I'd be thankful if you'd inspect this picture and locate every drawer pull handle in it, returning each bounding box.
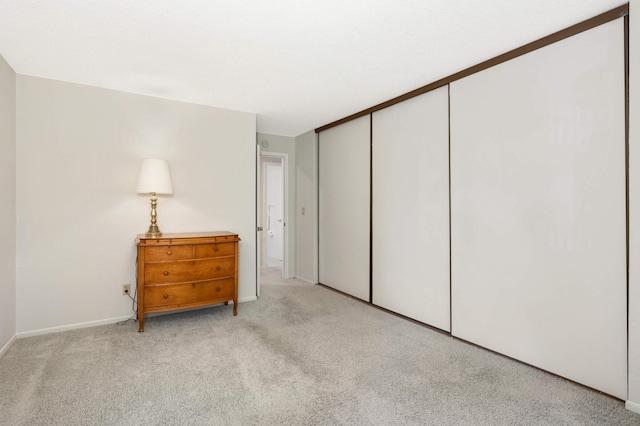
[216,287,221,292]
[164,271,169,276]
[167,250,172,255]
[216,266,221,271]
[163,294,169,299]
[214,245,219,252]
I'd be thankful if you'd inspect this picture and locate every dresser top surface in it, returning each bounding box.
[136,231,239,245]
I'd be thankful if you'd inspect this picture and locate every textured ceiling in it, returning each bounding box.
[0,1,626,136]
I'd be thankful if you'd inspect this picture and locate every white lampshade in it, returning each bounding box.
[136,159,173,195]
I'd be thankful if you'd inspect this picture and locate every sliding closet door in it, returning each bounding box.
[450,19,626,398]
[372,86,450,330]
[319,116,370,301]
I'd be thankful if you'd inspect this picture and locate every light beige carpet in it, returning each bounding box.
[0,271,638,425]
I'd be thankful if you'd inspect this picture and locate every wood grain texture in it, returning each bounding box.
[136,232,240,332]
[144,278,235,310]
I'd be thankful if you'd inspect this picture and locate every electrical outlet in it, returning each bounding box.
[122,284,131,296]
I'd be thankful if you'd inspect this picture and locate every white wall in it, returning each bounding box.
[294,130,317,283]
[0,54,16,354]
[628,0,640,412]
[257,133,296,278]
[16,76,256,334]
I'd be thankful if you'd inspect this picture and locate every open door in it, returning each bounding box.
[259,151,289,279]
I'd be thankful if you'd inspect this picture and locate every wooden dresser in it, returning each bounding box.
[136,231,240,332]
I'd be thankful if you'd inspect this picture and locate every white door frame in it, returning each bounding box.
[259,151,289,281]
[256,144,261,297]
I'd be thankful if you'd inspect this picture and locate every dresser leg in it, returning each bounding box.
[233,299,238,316]
[138,315,144,333]
[224,301,228,305]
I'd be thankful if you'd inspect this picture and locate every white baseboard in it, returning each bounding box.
[295,276,317,285]
[626,400,640,414]
[16,298,257,339]
[16,315,133,339]
[0,334,17,359]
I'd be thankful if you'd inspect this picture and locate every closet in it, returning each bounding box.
[319,115,370,301]
[317,6,627,398]
[372,86,450,331]
[450,18,626,398]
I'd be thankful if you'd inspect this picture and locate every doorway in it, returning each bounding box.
[259,152,288,281]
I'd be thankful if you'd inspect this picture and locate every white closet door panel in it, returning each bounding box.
[450,20,626,398]
[372,86,450,331]
[319,116,370,301]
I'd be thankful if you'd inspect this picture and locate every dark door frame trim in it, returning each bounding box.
[315,3,629,133]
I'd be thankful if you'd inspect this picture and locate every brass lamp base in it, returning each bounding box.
[145,192,163,238]
[145,226,162,238]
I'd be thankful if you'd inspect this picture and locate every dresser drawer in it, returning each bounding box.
[144,245,193,262]
[144,257,235,284]
[195,242,235,258]
[144,278,235,309]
